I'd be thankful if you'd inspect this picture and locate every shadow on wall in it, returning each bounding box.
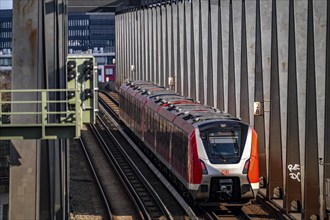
[9,142,21,167]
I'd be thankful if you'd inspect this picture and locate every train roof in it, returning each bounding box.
[124,81,237,126]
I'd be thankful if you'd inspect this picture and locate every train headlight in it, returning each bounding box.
[243,159,250,174]
[200,160,208,174]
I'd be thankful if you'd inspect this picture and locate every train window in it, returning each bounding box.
[106,68,113,76]
[209,137,238,156]
[203,131,241,164]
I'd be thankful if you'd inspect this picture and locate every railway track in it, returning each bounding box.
[98,90,290,220]
[99,91,119,115]
[77,127,143,219]
[78,138,113,220]
[91,115,173,219]
[98,96,198,219]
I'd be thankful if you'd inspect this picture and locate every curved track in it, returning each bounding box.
[99,92,198,219]
[91,115,173,219]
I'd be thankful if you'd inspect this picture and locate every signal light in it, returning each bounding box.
[200,160,208,174]
[67,61,76,70]
[84,89,92,99]
[67,91,75,99]
[68,70,76,80]
[83,60,93,70]
[67,61,77,81]
[84,69,92,80]
[83,60,93,80]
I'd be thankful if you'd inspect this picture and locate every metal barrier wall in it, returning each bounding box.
[116,0,330,219]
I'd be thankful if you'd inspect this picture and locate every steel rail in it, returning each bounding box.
[256,193,292,220]
[88,122,147,220]
[98,101,199,220]
[98,91,119,117]
[78,138,113,220]
[91,115,173,219]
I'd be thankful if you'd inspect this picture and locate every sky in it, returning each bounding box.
[0,0,13,9]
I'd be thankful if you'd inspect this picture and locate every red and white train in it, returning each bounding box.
[119,81,259,203]
[99,64,116,83]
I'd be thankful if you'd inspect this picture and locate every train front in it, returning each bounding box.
[193,119,259,204]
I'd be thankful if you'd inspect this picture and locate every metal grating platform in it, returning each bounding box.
[0,89,82,140]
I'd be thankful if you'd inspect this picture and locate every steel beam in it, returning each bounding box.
[254,0,266,188]
[176,2,181,93]
[198,0,204,103]
[285,0,302,213]
[239,0,249,124]
[216,0,224,110]
[183,1,188,97]
[304,0,320,218]
[11,0,69,219]
[206,0,214,106]
[227,0,236,116]
[325,0,330,216]
[268,0,283,200]
[189,1,196,100]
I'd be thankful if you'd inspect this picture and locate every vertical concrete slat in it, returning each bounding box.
[143,8,146,81]
[221,0,230,112]
[189,1,196,100]
[325,0,330,215]
[155,6,159,84]
[268,0,283,200]
[135,10,138,80]
[160,5,164,86]
[198,0,204,103]
[128,13,131,80]
[240,0,249,123]
[183,1,188,97]
[151,7,155,82]
[136,10,140,80]
[285,0,302,213]
[228,0,236,116]
[176,2,181,93]
[147,8,151,82]
[124,13,128,80]
[216,0,224,110]
[206,0,214,106]
[117,14,120,85]
[304,0,320,218]
[162,5,167,87]
[170,1,175,89]
[245,1,256,125]
[132,11,135,80]
[140,10,143,81]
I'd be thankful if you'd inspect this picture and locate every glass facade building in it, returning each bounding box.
[0,10,115,66]
[69,13,115,54]
[0,10,12,51]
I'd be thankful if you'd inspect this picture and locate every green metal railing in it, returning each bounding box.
[0,89,82,140]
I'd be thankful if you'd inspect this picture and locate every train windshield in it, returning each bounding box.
[209,136,238,157]
[201,130,243,164]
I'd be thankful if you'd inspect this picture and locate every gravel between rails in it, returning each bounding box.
[70,126,140,220]
[69,129,106,220]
